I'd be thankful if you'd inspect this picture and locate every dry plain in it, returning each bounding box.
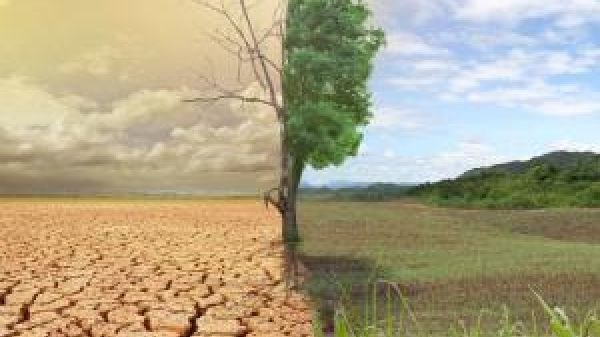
[0,200,312,337]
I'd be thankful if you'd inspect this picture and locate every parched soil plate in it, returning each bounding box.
[0,200,313,337]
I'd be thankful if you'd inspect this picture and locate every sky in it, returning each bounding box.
[2,1,600,193]
[0,0,280,194]
[305,0,600,184]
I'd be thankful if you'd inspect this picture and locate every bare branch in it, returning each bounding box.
[279,1,287,112]
[188,0,285,120]
[207,30,252,82]
[256,1,285,48]
[210,29,282,75]
[239,0,282,115]
[194,0,269,91]
[190,1,295,242]
[209,29,246,54]
[186,68,276,109]
[256,18,284,46]
[184,94,275,107]
[261,55,282,74]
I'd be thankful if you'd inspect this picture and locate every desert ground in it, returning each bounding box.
[0,200,313,337]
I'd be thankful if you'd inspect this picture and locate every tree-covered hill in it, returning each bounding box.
[300,183,414,201]
[410,151,600,209]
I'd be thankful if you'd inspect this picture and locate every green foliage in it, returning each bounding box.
[300,183,414,201]
[284,0,385,169]
[410,152,600,209]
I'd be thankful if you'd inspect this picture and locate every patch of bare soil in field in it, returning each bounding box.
[0,200,312,337]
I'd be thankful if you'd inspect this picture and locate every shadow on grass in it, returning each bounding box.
[295,251,600,334]
[296,254,384,332]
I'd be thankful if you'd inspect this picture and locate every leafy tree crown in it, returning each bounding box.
[284,0,385,169]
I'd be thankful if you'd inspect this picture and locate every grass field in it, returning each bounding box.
[297,199,600,334]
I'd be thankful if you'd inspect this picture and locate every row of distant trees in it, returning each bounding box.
[412,160,600,209]
[300,183,413,201]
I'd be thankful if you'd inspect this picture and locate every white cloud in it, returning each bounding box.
[371,107,430,131]
[548,139,600,153]
[388,76,441,90]
[421,140,504,181]
[388,45,600,116]
[0,77,279,193]
[455,0,556,22]
[304,140,505,184]
[388,58,458,90]
[462,80,600,117]
[357,143,369,156]
[437,30,538,50]
[464,81,578,104]
[535,100,600,116]
[384,32,447,56]
[383,149,396,158]
[412,59,457,72]
[371,0,600,28]
[59,45,123,77]
[454,0,600,26]
[368,0,452,26]
[0,77,72,129]
[447,49,600,94]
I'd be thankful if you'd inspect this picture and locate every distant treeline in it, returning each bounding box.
[299,183,414,201]
[410,151,600,209]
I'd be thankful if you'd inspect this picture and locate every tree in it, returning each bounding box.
[188,0,384,243]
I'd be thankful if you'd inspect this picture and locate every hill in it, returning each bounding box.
[463,151,600,176]
[410,151,600,209]
[300,183,415,201]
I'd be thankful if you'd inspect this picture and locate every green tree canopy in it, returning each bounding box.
[284,0,385,176]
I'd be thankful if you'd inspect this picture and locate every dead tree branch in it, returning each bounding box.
[193,0,271,92]
[239,0,281,113]
[188,0,287,219]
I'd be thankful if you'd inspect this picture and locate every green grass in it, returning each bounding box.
[297,200,600,334]
[316,287,600,337]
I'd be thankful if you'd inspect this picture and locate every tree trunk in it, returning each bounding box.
[279,115,297,243]
[283,156,304,243]
[281,161,302,243]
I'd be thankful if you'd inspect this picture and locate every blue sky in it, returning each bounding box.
[304,0,600,185]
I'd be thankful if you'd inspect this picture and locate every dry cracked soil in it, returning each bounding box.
[0,200,313,337]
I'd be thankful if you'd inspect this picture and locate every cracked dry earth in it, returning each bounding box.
[0,200,313,337]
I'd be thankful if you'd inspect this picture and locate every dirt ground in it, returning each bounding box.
[0,200,313,337]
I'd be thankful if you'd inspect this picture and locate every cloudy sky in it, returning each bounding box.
[306,0,600,184]
[0,0,279,194]
[3,1,600,193]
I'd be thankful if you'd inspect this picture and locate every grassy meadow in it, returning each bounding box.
[297,200,600,334]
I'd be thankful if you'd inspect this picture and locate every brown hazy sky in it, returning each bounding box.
[0,0,282,194]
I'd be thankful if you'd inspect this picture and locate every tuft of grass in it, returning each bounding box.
[314,286,600,337]
[532,289,600,337]
[313,280,445,337]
